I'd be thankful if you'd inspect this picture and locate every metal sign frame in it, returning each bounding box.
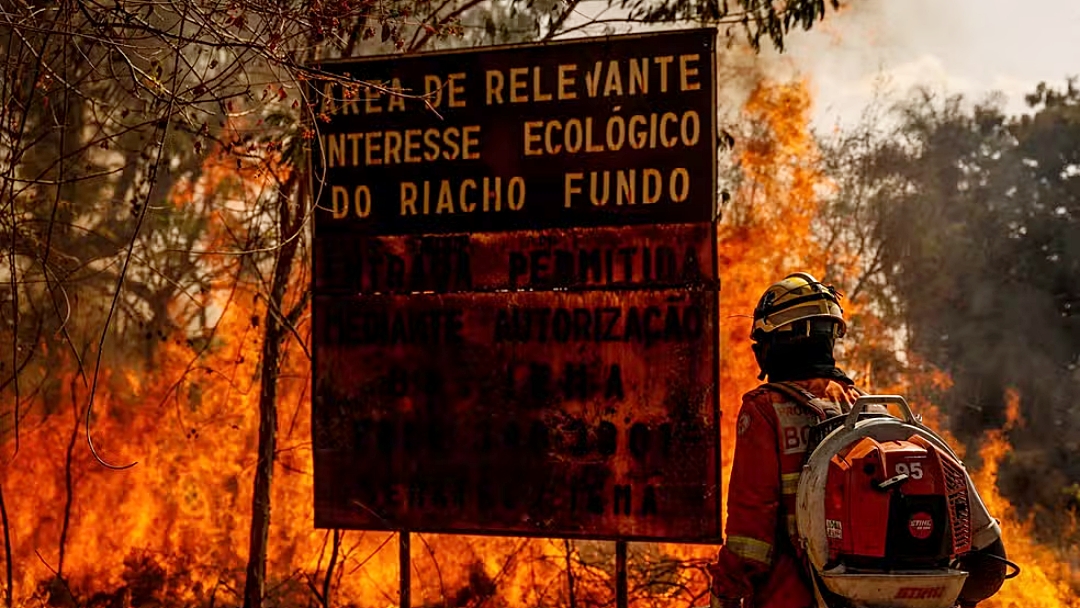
[306,31,722,604]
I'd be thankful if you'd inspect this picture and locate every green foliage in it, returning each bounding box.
[615,0,839,51]
[819,81,1080,526]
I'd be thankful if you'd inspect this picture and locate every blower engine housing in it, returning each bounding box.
[796,396,983,608]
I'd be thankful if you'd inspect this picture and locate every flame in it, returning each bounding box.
[882,369,1080,605]
[963,390,1080,608]
[673,80,1080,607]
[662,78,829,592]
[715,78,826,494]
[0,81,1076,608]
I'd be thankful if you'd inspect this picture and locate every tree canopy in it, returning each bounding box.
[818,81,1080,539]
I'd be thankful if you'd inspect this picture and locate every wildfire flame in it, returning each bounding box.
[716,78,826,492]
[962,390,1080,608]
[0,79,1076,608]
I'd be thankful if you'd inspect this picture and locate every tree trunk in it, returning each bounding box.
[0,484,13,608]
[242,173,302,608]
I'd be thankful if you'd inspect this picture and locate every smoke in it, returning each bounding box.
[759,0,1045,129]
[812,74,1080,545]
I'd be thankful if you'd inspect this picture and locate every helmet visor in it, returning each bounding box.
[757,300,846,336]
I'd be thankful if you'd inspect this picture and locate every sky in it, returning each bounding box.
[564,0,1080,129]
[772,0,1080,128]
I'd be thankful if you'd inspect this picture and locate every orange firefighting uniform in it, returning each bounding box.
[710,377,861,608]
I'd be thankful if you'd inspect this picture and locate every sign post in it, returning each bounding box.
[308,28,721,603]
[399,531,410,608]
[616,539,628,608]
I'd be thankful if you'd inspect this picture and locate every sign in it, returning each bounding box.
[309,28,717,235]
[313,289,718,539]
[309,29,721,542]
[314,223,716,294]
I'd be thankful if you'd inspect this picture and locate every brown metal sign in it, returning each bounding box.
[308,28,717,235]
[312,288,718,540]
[309,29,721,542]
[314,223,716,294]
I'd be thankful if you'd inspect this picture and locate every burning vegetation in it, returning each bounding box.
[2,67,1079,608]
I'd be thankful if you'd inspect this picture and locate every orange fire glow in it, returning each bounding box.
[962,390,1080,608]
[716,79,827,493]
[663,78,829,596]
[0,78,1076,608]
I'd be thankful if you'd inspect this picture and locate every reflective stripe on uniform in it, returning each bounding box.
[781,472,800,495]
[725,535,772,565]
[787,514,798,538]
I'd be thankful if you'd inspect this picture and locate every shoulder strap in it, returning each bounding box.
[763,381,848,421]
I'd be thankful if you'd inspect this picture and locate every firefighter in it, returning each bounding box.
[709,272,858,608]
[708,272,1010,608]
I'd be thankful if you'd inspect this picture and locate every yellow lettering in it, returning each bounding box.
[483,177,501,211]
[462,125,481,160]
[533,67,552,102]
[331,185,349,218]
[331,185,374,217]
[424,74,444,107]
[558,65,577,100]
[545,121,563,155]
[681,111,700,146]
[384,111,693,162]
[436,180,454,213]
[341,87,360,115]
[460,179,477,212]
[565,172,583,208]
[679,54,701,91]
[423,129,440,161]
[643,168,661,203]
[584,62,602,97]
[384,130,402,164]
[565,119,583,153]
[354,186,372,217]
[660,112,678,148]
[404,130,422,163]
[670,168,689,202]
[442,127,460,160]
[617,170,635,205]
[590,171,610,206]
[628,116,647,149]
[401,182,418,215]
[365,132,382,166]
[629,58,648,95]
[387,78,405,112]
[508,177,526,210]
[486,70,504,105]
[603,60,623,96]
[510,67,529,103]
[365,88,382,113]
[606,116,625,151]
[328,133,345,168]
[584,118,604,153]
[448,73,466,108]
[348,133,363,165]
[654,56,674,93]
[524,121,543,156]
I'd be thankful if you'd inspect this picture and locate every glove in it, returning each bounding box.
[956,538,1008,606]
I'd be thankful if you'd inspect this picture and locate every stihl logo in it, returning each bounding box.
[908,511,935,540]
[895,586,945,599]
